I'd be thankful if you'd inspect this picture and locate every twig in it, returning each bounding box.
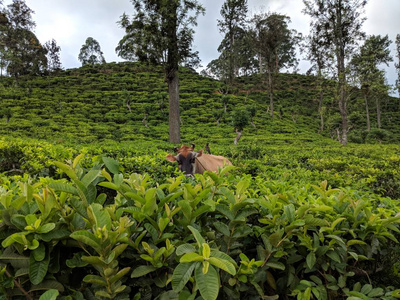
[4,267,33,300]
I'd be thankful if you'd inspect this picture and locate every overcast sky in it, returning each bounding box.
[3,0,400,90]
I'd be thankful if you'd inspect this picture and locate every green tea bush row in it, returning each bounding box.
[1,136,399,199]
[1,156,400,299]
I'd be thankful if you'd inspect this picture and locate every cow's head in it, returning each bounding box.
[166,144,203,176]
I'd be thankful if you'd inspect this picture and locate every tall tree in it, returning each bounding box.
[350,35,392,131]
[116,0,204,144]
[78,37,105,66]
[250,12,299,118]
[215,0,249,83]
[303,0,367,145]
[370,72,389,129]
[1,0,46,77]
[395,34,400,107]
[44,39,62,73]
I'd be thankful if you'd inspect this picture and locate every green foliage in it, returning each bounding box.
[0,61,399,144]
[0,60,399,299]
[231,107,250,131]
[0,153,400,298]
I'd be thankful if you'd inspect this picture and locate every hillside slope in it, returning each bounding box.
[0,62,398,145]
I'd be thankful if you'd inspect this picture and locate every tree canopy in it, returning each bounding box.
[0,0,47,77]
[78,37,106,66]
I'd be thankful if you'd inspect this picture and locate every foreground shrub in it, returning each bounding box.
[0,156,400,299]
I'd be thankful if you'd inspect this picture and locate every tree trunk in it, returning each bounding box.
[336,5,348,145]
[268,70,274,118]
[376,97,381,129]
[364,94,370,131]
[142,113,149,128]
[338,84,348,145]
[318,87,324,133]
[167,70,180,144]
[234,129,242,145]
[165,1,180,144]
[319,110,324,133]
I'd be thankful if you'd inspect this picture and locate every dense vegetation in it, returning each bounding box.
[0,63,400,299]
[0,62,399,145]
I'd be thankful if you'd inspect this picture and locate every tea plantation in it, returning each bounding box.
[0,62,400,299]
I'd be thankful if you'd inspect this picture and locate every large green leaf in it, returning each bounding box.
[70,180,88,206]
[195,264,220,300]
[29,251,50,285]
[187,226,205,248]
[102,156,120,175]
[265,261,285,270]
[87,203,111,230]
[81,169,101,188]
[144,188,157,216]
[326,250,341,263]
[236,179,250,197]
[176,244,197,256]
[98,181,119,191]
[191,205,212,219]
[172,262,197,292]
[131,265,157,278]
[70,230,102,253]
[210,250,237,267]
[33,243,46,262]
[208,257,236,275]
[83,274,107,286]
[37,223,56,234]
[40,229,71,242]
[109,267,131,284]
[48,182,78,195]
[180,252,203,263]
[216,204,234,221]
[178,200,192,220]
[86,183,97,204]
[54,161,79,181]
[38,289,59,300]
[213,221,230,237]
[306,252,316,270]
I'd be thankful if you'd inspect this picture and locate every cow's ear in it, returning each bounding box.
[166,154,177,162]
[196,150,203,157]
[191,143,195,150]
[173,147,179,153]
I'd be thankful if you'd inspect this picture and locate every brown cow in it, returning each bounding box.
[166,144,232,176]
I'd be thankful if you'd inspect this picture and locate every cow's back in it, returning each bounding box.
[195,154,232,174]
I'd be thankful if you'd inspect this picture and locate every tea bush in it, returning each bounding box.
[0,156,400,299]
